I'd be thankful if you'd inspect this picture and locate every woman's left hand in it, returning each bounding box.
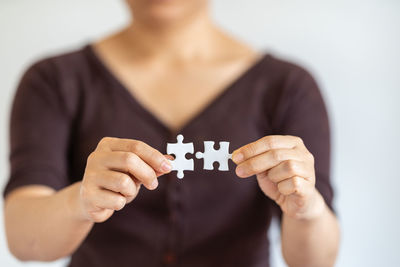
[232,135,325,220]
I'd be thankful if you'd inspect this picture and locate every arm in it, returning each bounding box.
[4,183,92,261]
[4,137,172,261]
[281,191,339,267]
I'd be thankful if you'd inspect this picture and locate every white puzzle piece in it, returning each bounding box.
[167,134,194,179]
[195,141,232,171]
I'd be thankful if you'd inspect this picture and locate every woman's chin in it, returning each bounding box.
[149,7,183,20]
[130,0,205,27]
[140,6,188,24]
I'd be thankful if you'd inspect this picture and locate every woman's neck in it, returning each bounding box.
[118,12,229,62]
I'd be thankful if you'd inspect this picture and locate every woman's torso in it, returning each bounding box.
[66,45,276,267]
[7,43,326,266]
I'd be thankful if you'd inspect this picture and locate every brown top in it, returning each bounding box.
[4,45,333,267]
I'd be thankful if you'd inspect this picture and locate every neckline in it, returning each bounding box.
[85,44,269,137]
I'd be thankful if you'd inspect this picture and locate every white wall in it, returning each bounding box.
[0,0,399,266]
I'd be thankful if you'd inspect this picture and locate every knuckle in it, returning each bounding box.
[286,160,297,174]
[128,140,143,153]
[134,184,142,194]
[307,152,315,163]
[87,152,97,164]
[87,211,103,223]
[264,136,277,149]
[275,194,285,205]
[261,136,269,147]
[271,150,282,161]
[292,176,301,189]
[99,137,112,147]
[113,197,126,211]
[117,174,131,190]
[123,152,137,167]
[294,136,304,145]
[277,181,285,192]
[246,159,259,173]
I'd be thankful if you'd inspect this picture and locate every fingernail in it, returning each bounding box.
[161,160,172,172]
[150,179,158,190]
[236,166,245,177]
[232,152,244,163]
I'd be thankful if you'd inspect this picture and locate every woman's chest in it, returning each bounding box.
[104,55,265,132]
[69,68,272,183]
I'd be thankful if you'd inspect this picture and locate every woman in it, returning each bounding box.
[3,0,340,266]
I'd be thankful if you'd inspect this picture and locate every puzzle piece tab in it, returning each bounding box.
[167,134,194,179]
[195,141,232,171]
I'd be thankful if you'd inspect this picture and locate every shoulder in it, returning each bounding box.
[260,54,316,85]
[256,54,322,105]
[259,54,326,125]
[17,46,93,118]
[23,46,91,82]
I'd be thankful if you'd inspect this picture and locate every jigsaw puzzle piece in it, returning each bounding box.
[167,134,194,179]
[195,141,232,171]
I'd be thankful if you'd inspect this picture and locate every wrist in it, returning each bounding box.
[295,189,327,222]
[65,182,92,223]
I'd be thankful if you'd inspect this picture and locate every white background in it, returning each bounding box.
[1,0,399,266]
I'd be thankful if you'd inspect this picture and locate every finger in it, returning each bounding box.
[124,175,141,204]
[95,170,138,198]
[232,135,303,164]
[267,160,312,183]
[256,174,279,201]
[277,176,307,196]
[153,154,175,177]
[97,137,172,174]
[90,188,127,211]
[235,148,301,178]
[93,151,167,178]
[164,154,174,161]
[102,151,159,190]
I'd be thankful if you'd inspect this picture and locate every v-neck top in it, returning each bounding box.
[4,45,334,267]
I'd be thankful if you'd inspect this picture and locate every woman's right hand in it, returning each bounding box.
[79,137,172,223]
